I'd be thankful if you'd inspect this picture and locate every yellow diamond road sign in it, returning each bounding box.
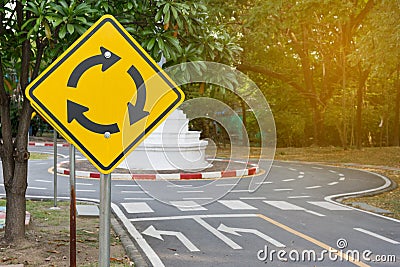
[26,15,184,174]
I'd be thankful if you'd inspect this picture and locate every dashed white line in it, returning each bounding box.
[299,172,305,175]
[288,196,311,199]
[274,188,293,191]
[328,182,339,186]
[34,179,52,183]
[263,201,304,210]
[282,179,295,182]
[76,189,96,192]
[305,210,325,217]
[339,177,346,181]
[256,181,273,185]
[167,184,192,188]
[338,173,345,177]
[123,198,154,201]
[230,190,251,193]
[114,184,139,187]
[121,191,148,194]
[288,168,297,171]
[354,228,400,244]
[76,182,94,186]
[297,175,304,179]
[182,198,213,200]
[216,184,236,187]
[27,187,47,190]
[306,186,322,189]
[329,170,337,174]
[177,190,204,193]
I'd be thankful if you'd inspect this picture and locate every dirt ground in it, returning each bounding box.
[0,200,132,267]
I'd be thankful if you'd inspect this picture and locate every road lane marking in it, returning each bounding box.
[230,190,251,193]
[121,191,148,194]
[121,202,154,214]
[177,190,204,193]
[299,172,305,175]
[256,181,273,184]
[111,204,164,267]
[305,210,325,217]
[305,185,322,189]
[142,225,200,252]
[288,196,310,199]
[123,198,154,201]
[263,201,304,210]
[76,189,96,192]
[329,170,337,173]
[183,197,213,200]
[114,184,139,187]
[240,197,266,200]
[27,187,47,190]
[354,228,400,244]
[34,179,52,183]
[76,182,94,186]
[193,216,242,250]
[218,200,258,210]
[288,168,297,171]
[339,177,346,181]
[167,184,192,188]
[217,223,286,248]
[216,183,236,187]
[282,179,295,182]
[328,182,339,186]
[257,214,370,267]
[297,175,304,178]
[130,214,258,222]
[273,188,293,191]
[170,201,207,211]
[308,201,351,211]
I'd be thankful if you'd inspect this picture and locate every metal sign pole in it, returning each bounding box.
[53,129,58,207]
[99,172,111,267]
[69,144,77,267]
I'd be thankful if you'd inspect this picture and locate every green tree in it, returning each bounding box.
[0,0,239,243]
[238,0,374,146]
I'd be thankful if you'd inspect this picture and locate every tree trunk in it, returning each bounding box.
[393,67,400,146]
[355,68,369,149]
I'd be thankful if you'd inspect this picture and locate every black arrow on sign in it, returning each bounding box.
[67,46,121,88]
[127,65,149,125]
[67,100,120,134]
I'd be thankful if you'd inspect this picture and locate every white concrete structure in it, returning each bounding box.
[119,109,210,171]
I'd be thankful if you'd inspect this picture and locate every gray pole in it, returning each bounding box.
[53,130,58,207]
[99,172,111,267]
[69,145,77,267]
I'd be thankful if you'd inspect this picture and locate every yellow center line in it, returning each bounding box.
[257,214,370,267]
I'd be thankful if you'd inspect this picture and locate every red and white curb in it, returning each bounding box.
[29,142,69,147]
[55,159,260,180]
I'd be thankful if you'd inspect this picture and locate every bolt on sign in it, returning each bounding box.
[26,15,185,174]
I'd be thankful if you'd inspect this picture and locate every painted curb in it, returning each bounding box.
[29,142,69,147]
[56,159,260,180]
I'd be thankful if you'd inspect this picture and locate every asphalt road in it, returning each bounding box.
[0,145,399,266]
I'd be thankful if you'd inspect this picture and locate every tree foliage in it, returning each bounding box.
[0,0,240,243]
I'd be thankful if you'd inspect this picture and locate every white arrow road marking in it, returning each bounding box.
[217,224,286,248]
[142,225,200,252]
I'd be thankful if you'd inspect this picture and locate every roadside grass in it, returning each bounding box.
[0,199,132,266]
[30,152,51,160]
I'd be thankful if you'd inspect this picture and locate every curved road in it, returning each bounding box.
[0,145,399,266]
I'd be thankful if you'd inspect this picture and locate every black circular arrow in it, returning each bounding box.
[66,47,150,135]
[67,46,121,88]
[67,100,120,134]
[127,65,150,125]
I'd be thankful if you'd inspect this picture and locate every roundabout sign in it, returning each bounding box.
[26,15,184,174]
